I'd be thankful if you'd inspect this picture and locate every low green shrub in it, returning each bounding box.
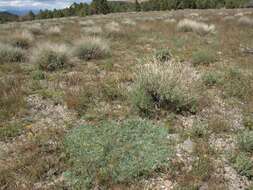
[192,49,216,65]
[202,71,221,86]
[243,113,253,130]
[64,119,172,189]
[233,153,253,179]
[0,43,25,63]
[237,130,253,153]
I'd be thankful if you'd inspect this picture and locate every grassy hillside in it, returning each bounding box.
[0,8,253,190]
[0,12,18,23]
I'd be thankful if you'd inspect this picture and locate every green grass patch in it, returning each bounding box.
[64,119,173,189]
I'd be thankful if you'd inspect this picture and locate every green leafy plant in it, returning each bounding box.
[202,72,221,87]
[233,153,253,179]
[65,119,173,189]
[237,130,253,153]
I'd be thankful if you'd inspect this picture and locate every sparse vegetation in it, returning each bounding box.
[65,119,172,189]
[1,7,253,190]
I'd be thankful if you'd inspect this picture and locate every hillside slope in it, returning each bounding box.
[0,12,18,23]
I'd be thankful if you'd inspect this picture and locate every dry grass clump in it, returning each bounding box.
[0,43,26,63]
[47,26,61,35]
[0,75,25,122]
[64,85,95,115]
[177,19,215,35]
[81,26,103,35]
[64,71,83,86]
[164,18,176,23]
[131,58,199,115]
[223,16,235,22]
[32,43,70,71]
[104,21,121,35]
[79,19,95,27]
[10,30,34,49]
[238,17,253,27]
[73,37,110,60]
[122,18,136,26]
[27,23,43,35]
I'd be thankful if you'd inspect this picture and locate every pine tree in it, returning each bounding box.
[135,0,141,11]
[91,0,109,14]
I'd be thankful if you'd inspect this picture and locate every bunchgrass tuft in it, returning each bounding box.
[73,37,110,60]
[131,58,198,116]
[10,30,34,49]
[177,19,215,35]
[0,43,26,63]
[32,43,70,71]
[81,26,103,35]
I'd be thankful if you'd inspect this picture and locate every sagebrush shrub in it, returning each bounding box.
[177,19,215,35]
[32,43,70,71]
[0,43,25,63]
[65,119,172,189]
[73,37,110,60]
[131,58,198,115]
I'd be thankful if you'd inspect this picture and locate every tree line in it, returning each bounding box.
[20,0,251,21]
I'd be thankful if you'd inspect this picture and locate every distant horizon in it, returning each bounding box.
[0,0,91,15]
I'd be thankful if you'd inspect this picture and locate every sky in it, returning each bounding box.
[0,0,91,14]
